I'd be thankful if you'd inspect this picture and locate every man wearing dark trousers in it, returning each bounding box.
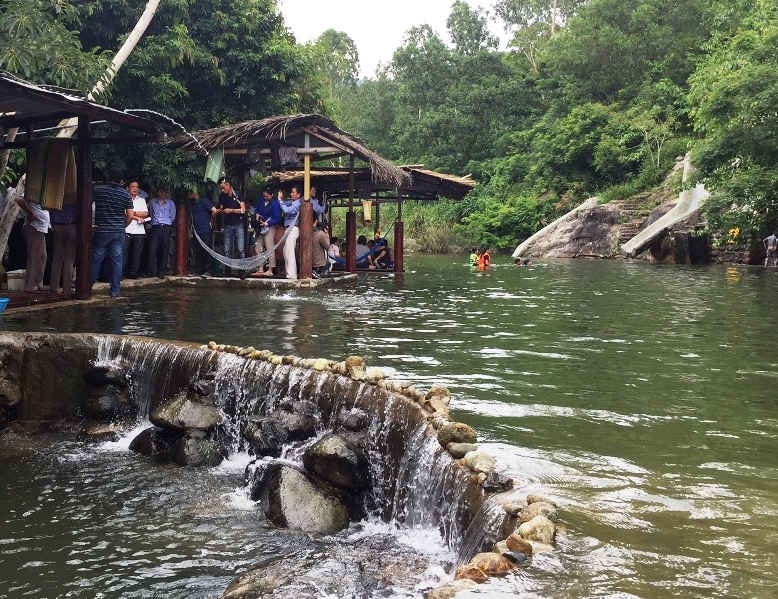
[91,168,133,297]
[145,186,176,278]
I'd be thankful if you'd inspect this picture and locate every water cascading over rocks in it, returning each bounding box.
[0,332,565,596]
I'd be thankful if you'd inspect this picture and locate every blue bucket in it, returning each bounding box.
[0,297,9,313]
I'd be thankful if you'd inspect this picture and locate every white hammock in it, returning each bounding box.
[191,217,297,272]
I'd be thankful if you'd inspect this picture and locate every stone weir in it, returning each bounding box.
[0,332,563,598]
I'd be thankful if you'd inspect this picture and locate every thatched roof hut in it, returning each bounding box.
[170,114,410,188]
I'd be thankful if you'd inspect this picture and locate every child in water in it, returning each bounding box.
[469,247,479,267]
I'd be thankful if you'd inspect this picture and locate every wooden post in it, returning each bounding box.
[176,196,188,276]
[75,116,92,299]
[394,188,404,273]
[346,155,356,273]
[299,202,313,279]
[299,152,313,279]
[374,192,381,236]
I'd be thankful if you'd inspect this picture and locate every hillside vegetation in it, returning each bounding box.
[1,0,776,251]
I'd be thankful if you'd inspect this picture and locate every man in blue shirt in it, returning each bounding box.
[145,186,176,278]
[190,189,217,275]
[217,178,245,275]
[280,185,301,279]
[91,168,133,297]
[253,186,281,276]
[310,186,327,231]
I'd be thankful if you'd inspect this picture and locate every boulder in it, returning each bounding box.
[518,515,555,545]
[76,422,124,443]
[344,355,366,380]
[129,426,182,461]
[437,422,477,447]
[173,435,223,467]
[467,552,516,576]
[277,398,319,416]
[151,390,221,431]
[252,463,348,534]
[340,407,370,432]
[527,540,555,554]
[454,564,489,584]
[221,554,297,599]
[0,394,19,428]
[483,470,514,493]
[424,579,478,599]
[519,501,558,523]
[84,384,134,420]
[189,379,215,397]
[503,551,528,566]
[242,410,317,456]
[462,450,496,474]
[83,364,127,387]
[446,442,477,459]
[506,533,534,556]
[423,385,451,418]
[526,493,557,507]
[303,433,369,490]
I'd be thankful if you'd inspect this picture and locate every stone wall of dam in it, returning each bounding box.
[0,332,564,596]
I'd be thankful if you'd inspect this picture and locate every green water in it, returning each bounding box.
[3,256,777,597]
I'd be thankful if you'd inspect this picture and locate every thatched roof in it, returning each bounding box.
[172,114,410,188]
[269,164,476,201]
[0,72,159,134]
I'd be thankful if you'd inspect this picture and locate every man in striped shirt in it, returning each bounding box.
[91,168,133,297]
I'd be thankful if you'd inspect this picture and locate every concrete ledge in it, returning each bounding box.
[0,273,357,316]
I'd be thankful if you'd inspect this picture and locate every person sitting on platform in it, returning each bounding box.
[373,237,392,269]
[356,235,376,270]
[328,236,341,259]
[280,186,301,279]
[312,223,331,277]
[217,178,245,276]
[253,186,281,277]
[145,186,176,278]
[190,189,218,276]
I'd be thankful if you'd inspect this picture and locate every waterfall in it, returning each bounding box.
[86,335,508,559]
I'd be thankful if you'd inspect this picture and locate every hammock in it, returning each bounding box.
[191,216,298,272]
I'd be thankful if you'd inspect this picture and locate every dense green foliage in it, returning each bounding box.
[2,0,776,250]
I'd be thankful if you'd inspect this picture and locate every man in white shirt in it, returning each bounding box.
[15,196,51,291]
[124,180,148,278]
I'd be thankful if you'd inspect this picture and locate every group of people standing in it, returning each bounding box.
[190,179,331,280]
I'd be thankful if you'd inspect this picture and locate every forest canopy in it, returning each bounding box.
[1,0,775,249]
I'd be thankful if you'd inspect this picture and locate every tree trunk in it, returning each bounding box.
[0,0,161,266]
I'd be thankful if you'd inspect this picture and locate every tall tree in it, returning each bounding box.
[446,0,497,55]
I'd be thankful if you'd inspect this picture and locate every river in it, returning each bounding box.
[2,256,777,598]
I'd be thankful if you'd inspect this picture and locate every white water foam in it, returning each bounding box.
[97,421,151,453]
[213,451,254,474]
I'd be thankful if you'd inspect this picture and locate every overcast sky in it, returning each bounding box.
[279,0,507,78]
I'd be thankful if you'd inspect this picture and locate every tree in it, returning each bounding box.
[0,0,109,90]
[689,3,778,235]
[496,0,588,35]
[447,0,497,55]
[305,29,360,122]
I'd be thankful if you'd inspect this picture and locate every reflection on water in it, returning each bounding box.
[3,257,778,598]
